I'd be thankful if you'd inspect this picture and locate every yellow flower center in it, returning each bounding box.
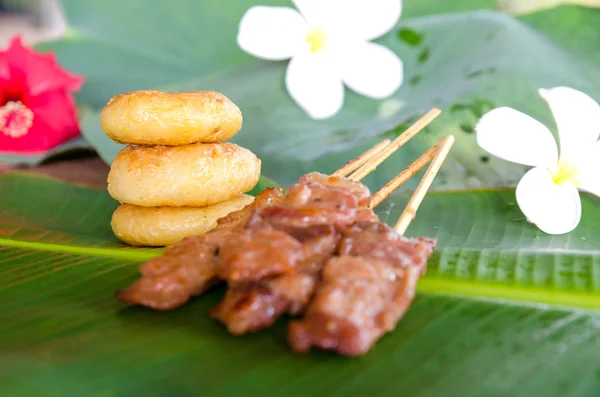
[550,161,580,186]
[306,27,327,53]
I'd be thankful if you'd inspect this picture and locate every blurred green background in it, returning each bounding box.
[2,0,600,193]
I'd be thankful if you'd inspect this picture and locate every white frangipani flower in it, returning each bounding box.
[237,0,404,119]
[475,87,600,235]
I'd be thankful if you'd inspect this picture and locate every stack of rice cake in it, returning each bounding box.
[100,90,261,247]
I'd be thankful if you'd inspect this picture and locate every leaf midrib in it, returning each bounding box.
[419,279,600,311]
[0,238,160,261]
[2,236,600,311]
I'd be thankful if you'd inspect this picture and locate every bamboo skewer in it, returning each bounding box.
[327,108,453,236]
[367,142,443,209]
[332,139,391,177]
[393,135,455,235]
[349,108,442,182]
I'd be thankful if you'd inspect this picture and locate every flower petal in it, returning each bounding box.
[237,6,307,61]
[475,107,558,168]
[539,87,600,163]
[0,52,8,81]
[294,0,402,42]
[292,0,340,28]
[516,167,581,235]
[3,35,84,97]
[574,140,600,197]
[28,90,80,137]
[285,53,344,119]
[337,42,403,99]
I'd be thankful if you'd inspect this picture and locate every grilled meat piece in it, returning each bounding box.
[211,226,340,334]
[216,188,284,232]
[264,272,319,315]
[116,188,284,310]
[218,225,306,284]
[210,273,317,335]
[116,236,221,310]
[355,208,379,222]
[210,174,370,333]
[296,172,372,204]
[339,221,436,275]
[288,223,436,356]
[262,172,372,230]
[287,256,419,356]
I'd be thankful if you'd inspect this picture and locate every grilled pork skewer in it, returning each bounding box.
[288,136,456,356]
[287,221,436,356]
[210,172,371,334]
[211,119,455,337]
[117,109,455,357]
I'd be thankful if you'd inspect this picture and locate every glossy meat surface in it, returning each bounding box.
[116,188,284,310]
[296,172,372,204]
[116,236,220,310]
[210,284,289,335]
[211,228,340,334]
[210,273,317,335]
[288,222,436,356]
[261,172,372,230]
[288,255,421,356]
[208,174,369,334]
[218,225,305,284]
[216,188,284,232]
[339,221,436,274]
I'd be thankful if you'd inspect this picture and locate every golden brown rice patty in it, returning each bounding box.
[107,143,261,207]
[100,90,243,145]
[111,195,255,247]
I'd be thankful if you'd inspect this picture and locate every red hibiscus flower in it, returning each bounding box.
[0,35,84,154]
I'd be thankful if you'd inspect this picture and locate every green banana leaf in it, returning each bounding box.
[3,0,600,395]
[2,172,600,396]
[28,1,600,192]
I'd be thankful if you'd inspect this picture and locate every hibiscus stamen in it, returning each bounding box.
[0,101,34,138]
